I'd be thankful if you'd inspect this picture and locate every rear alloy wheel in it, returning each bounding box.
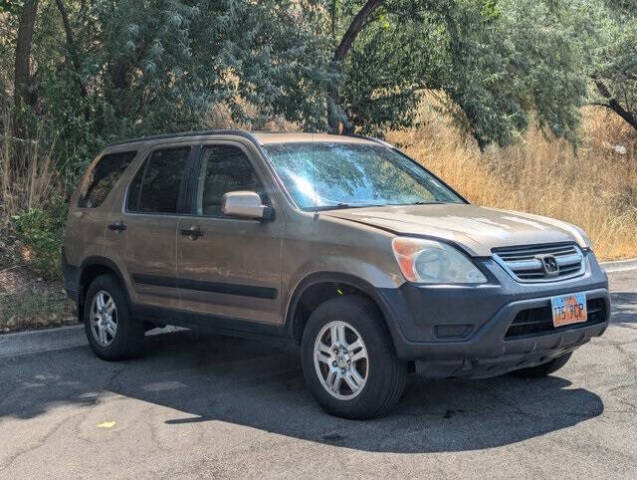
[89,290,118,347]
[84,274,144,361]
[301,296,407,419]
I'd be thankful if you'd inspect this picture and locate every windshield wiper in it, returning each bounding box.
[306,203,382,212]
[395,201,448,206]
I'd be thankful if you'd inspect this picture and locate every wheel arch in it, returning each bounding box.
[285,272,402,349]
[78,256,131,320]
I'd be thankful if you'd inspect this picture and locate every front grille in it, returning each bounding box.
[492,242,585,282]
[505,298,606,339]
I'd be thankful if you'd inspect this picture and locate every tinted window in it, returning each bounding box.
[196,146,262,216]
[127,147,190,214]
[263,143,464,210]
[79,151,137,208]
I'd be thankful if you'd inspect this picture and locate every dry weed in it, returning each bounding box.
[387,103,637,260]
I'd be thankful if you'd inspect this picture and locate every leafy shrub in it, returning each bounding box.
[12,198,68,279]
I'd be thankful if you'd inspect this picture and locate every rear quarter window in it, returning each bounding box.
[78,151,137,208]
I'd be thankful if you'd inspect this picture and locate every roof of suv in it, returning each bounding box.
[107,129,381,148]
[254,132,377,145]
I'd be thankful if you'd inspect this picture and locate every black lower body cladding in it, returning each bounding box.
[61,249,80,302]
[376,254,610,378]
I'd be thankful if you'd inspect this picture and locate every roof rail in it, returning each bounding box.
[343,132,394,148]
[107,129,391,149]
[106,128,258,147]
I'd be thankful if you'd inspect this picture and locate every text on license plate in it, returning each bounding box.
[550,292,587,328]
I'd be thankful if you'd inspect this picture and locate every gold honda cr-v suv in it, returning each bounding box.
[63,130,610,419]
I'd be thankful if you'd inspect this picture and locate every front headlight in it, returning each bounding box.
[392,237,487,284]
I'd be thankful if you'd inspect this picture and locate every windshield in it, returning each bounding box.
[262,142,465,210]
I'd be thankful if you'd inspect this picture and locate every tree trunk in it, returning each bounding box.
[333,0,384,64]
[54,0,87,99]
[328,0,384,133]
[14,0,40,114]
[595,80,637,132]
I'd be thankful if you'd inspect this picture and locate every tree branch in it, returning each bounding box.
[329,0,385,132]
[333,0,384,63]
[595,79,637,132]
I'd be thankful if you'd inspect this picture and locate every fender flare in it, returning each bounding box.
[284,271,403,348]
[78,256,131,307]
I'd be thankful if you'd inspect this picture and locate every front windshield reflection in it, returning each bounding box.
[263,142,464,210]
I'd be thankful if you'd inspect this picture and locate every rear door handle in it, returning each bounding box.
[108,222,127,232]
[180,225,203,239]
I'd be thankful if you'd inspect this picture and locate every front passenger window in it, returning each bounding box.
[197,146,263,216]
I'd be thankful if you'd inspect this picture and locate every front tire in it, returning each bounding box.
[301,296,407,419]
[512,352,573,378]
[84,274,144,361]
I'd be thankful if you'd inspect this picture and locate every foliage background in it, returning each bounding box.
[2,0,634,190]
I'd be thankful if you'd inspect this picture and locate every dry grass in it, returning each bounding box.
[387,103,637,260]
[0,111,71,332]
[0,267,75,333]
[0,110,60,225]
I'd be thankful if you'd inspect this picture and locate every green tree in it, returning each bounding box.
[591,0,636,131]
[326,0,594,147]
[2,0,632,173]
[3,0,331,178]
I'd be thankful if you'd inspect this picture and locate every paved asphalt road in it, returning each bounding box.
[1,269,636,480]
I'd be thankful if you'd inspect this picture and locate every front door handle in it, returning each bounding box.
[180,225,203,240]
[108,222,127,232]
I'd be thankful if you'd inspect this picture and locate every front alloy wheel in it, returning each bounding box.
[314,320,369,400]
[301,296,407,419]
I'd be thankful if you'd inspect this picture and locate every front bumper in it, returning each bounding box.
[377,251,610,378]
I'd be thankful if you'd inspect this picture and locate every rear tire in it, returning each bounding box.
[301,296,407,419]
[84,274,144,361]
[512,352,573,378]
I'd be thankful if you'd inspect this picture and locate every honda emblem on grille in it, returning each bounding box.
[537,254,559,277]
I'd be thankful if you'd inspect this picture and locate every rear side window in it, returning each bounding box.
[78,151,137,208]
[127,147,190,214]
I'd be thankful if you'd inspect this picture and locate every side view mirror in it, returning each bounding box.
[221,191,274,221]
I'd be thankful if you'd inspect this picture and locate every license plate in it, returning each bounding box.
[551,292,587,327]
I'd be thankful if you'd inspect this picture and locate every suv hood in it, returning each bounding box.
[324,204,591,257]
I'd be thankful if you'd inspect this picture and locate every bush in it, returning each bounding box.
[12,198,68,279]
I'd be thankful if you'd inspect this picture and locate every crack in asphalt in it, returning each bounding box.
[0,409,85,474]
